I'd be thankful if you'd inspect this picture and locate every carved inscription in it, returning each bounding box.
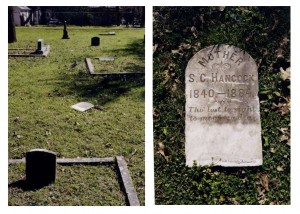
[185,45,262,167]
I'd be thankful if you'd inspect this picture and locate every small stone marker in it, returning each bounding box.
[37,39,44,51]
[185,44,262,167]
[71,102,94,112]
[26,149,57,187]
[91,37,100,46]
[62,21,70,39]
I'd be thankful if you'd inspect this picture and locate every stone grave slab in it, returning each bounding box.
[97,57,115,61]
[85,57,145,75]
[99,32,116,35]
[71,102,94,112]
[185,44,262,167]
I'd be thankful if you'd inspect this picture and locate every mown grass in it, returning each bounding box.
[153,6,290,205]
[8,26,145,205]
[9,164,126,206]
[90,57,144,73]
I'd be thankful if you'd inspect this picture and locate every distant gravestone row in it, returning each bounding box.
[185,44,262,167]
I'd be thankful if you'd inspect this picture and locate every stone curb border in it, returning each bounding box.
[85,57,145,75]
[8,45,51,57]
[8,156,140,206]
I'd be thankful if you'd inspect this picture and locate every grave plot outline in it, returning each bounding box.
[185,44,263,167]
[85,57,145,75]
[8,155,140,206]
[8,39,50,57]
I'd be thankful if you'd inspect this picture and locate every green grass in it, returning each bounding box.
[90,57,144,73]
[153,6,290,205]
[8,26,145,205]
[9,164,126,206]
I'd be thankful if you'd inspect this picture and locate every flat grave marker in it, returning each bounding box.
[185,44,263,167]
[99,32,116,35]
[71,102,94,112]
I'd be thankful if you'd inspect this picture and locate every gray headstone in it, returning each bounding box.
[91,37,100,46]
[185,44,262,167]
[26,149,57,187]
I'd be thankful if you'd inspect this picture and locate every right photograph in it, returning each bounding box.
[153,6,290,205]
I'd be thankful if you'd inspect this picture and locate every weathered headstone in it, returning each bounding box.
[62,21,70,39]
[185,44,262,167]
[26,149,57,187]
[91,37,100,46]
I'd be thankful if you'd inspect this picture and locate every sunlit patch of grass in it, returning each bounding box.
[8,26,145,205]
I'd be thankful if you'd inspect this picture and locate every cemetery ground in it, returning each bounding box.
[8,26,145,205]
[153,7,290,205]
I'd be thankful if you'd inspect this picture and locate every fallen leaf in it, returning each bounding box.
[278,127,289,134]
[130,149,137,156]
[280,134,289,142]
[272,19,279,30]
[157,142,170,161]
[280,67,290,81]
[218,6,226,11]
[258,173,269,191]
[14,117,20,122]
[171,49,183,55]
[191,26,198,38]
[153,44,158,53]
[281,37,289,46]
[277,166,284,171]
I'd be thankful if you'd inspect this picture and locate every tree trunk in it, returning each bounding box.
[116,6,120,26]
[8,6,17,43]
[141,7,145,27]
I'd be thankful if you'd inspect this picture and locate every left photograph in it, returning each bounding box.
[8,6,145,206]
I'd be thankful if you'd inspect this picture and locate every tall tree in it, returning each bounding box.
[8,6,17,43]
[141,7,145,27]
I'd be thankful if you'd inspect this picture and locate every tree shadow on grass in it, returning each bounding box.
[56,72,145,105]
[8,179,50,191]
[52,37,145,105]
[110,38,145,57]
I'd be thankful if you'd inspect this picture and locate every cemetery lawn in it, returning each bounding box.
[8,26,145,206]
[153,7,290,205]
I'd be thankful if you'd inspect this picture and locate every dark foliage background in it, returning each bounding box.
[153,6,290,205]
